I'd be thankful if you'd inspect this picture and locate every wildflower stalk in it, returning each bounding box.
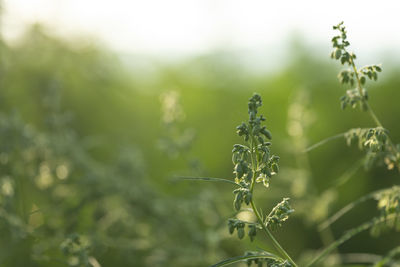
[228,94,297,267]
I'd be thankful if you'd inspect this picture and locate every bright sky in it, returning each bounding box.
[3,0,400,56]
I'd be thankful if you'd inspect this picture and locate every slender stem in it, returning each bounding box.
[250,200,298,267]
[307,214,398,267]
[248,134,298,267]
[318,188,381,231]
[177,176,240,186]
[249,137,257,192]
[304,133,345,153]
[349,55,400,172]
[211,252,281,267]
[350,58,383,128]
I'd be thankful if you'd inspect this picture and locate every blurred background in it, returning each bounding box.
[1,0,400,266]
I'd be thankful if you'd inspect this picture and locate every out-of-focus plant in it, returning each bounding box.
[286,90,337,226]
[0,26,230,267]
[158,90,195,159]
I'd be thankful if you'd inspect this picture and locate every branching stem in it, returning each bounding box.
[349,55,399,161]
[350,57,383,128]
[250,200,298,267]
[248,135,298,267]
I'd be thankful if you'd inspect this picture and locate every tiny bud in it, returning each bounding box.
[335,49,341,59]
[237,227,245,239]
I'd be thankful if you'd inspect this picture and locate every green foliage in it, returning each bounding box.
[211,251,282,267]
[244,251,292,267]
[373,246,400,267]
[234,94,278,189]
[0,26,229,267]
[327,21,400,171]
[2,20,400,267]
[331,22,382,113]
[185,22,400,267]
[205,94,296,266]
[60,234,93,267]
[265,198,294,230]
[306,22,400,266]
[343,127,400,169]
[371,186,400,236]
[331,22,354,66]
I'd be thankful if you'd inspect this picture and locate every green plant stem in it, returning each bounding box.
[350,57,399,161]
[307,214,398,267]
[211,252,280,267]
[248,136,298,267]
[250,200,298,267]
[249,136,257,192]
[176,176,240,186]
[350,58,383,128]
[318,188,385,231]
[304,133,345,152]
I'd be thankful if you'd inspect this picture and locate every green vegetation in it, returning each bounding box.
[186,22,400,267]
[0,22,400,266]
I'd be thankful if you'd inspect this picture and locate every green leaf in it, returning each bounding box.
[237,227,245,239]
[335,49,341,59]
[211,253,281,267]
[175,176,240,186]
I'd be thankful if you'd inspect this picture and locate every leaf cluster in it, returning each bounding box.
[331,22,354,66]
[244,251,292,267]
[371,186,400,236]
[60,234,92,267]
[344,127,400,170]
[233,181,252,211]
[265,198,294,230]
[345,127,389,152]
[331,21,383,114]
[227,218,258,241]
[234,94,278,189]
[340,88,368,110]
